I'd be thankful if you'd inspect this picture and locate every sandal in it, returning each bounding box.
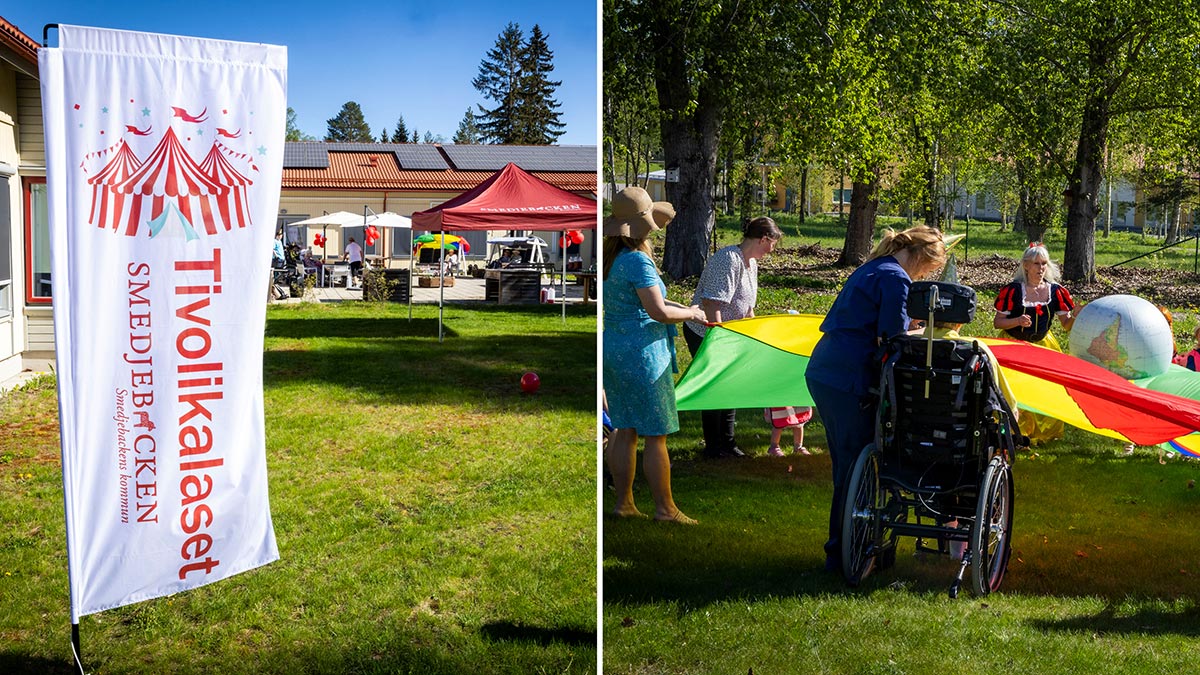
[767,445,784,457]
[794,445,812,456]
[656,509,698,525]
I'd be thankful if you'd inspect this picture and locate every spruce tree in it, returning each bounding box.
[324,101,374,142]
[516,24,565,144]
[453,108,481,144]
[379,128,389,143]
[391,115,410,143]
[411,129,419,144]
[472,22,525,144]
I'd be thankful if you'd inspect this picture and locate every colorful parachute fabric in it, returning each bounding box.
[675,314,1200,455]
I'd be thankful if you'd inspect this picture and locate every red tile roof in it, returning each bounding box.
[0,17,39,66]
[282,151,596,194]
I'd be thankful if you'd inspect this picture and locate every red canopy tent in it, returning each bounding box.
[411,162,596,231]
[412,162,597,337]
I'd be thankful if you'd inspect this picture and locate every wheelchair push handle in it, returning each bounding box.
[924,284,938,398]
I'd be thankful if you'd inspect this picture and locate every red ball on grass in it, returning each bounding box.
[520,372,540,393]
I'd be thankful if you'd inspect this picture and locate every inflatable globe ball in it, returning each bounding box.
[520,372,540,393]
[1068,294,1174,379]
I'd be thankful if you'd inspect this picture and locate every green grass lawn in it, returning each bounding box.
[603,214,1200,673]
[604,425,1200,674]
[0,301,598,675]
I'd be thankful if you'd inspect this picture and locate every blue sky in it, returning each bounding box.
[3,0,598,145]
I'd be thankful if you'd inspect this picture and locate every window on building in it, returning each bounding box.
[833,188,853,205]
[278,216,308,251]
[390,230,413,259]
[0,174,11,318]
[25,178,50,303]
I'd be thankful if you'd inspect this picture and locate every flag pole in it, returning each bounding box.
[408,226,413,321]
[71,622,84,674]
[561,235,567,324]
[438,226,445,343]
[362,205,369,294]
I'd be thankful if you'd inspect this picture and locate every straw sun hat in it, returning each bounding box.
[604,186,675,239]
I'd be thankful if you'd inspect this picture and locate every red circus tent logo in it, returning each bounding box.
[86,140,141,233]
[200,142,254,237]
[85,127,256,238]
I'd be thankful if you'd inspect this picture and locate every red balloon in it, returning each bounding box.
[569,230,584,244]
[520,372,540,393]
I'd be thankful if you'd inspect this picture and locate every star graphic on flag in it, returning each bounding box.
[101,106,108,113]
[142,107,150,116]
[197,129,204,136]
[257,145,267,155]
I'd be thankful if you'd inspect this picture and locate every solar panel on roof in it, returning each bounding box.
[284,142,596,172]
[441,145,595,172]
[391,145,449,170]
[282,143,330,169]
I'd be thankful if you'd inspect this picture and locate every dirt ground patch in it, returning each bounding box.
[768,245,1200,308]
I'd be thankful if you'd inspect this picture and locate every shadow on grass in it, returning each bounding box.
[1,633,597,675]
[264,314,596,411]
[0,654,74,675]
[1029,604,1200,637]
[267,317,455,340]
[605,449,1200,609]
[480,621,596,647]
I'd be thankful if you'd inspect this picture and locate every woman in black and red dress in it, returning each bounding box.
[994,243,1076,442]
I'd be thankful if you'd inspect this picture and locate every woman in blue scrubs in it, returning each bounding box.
[806,226,946,571]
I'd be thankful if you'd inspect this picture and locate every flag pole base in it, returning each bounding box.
[71,622,85,674]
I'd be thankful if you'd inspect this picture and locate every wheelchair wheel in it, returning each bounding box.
[841,443,882,586]
[970,455,1014,596]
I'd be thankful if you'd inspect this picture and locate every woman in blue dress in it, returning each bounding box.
[603,187,707,524]
[806,226,946,571]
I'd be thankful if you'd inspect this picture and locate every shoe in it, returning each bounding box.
[794,445,812,456]
[768,445,784,457]
[704,446,746,459]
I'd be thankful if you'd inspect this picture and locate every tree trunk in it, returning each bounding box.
[722,149,734,216]
[838,171,880,268]
[838,171,846,226]
[799,166,809,224]
[605,136,618,198]
[1014,161,1028,236]
[1102,145,1112,238]
[1063,93,1108,283]
[1024,187,1054,246]
[1167,201,1182,245]
[923,144,939,230]
[658,99,720,280]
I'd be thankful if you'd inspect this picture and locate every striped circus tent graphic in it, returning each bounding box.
[86,127,256,237]
[200,141,255,234]
[86,140,141,232]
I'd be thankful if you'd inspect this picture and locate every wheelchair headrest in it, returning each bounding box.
[907,281,976,325]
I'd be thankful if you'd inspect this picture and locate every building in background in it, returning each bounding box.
[0,17,44,381]
[279,142,597,268]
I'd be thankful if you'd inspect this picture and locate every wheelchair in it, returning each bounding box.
[841,282,1021,598]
